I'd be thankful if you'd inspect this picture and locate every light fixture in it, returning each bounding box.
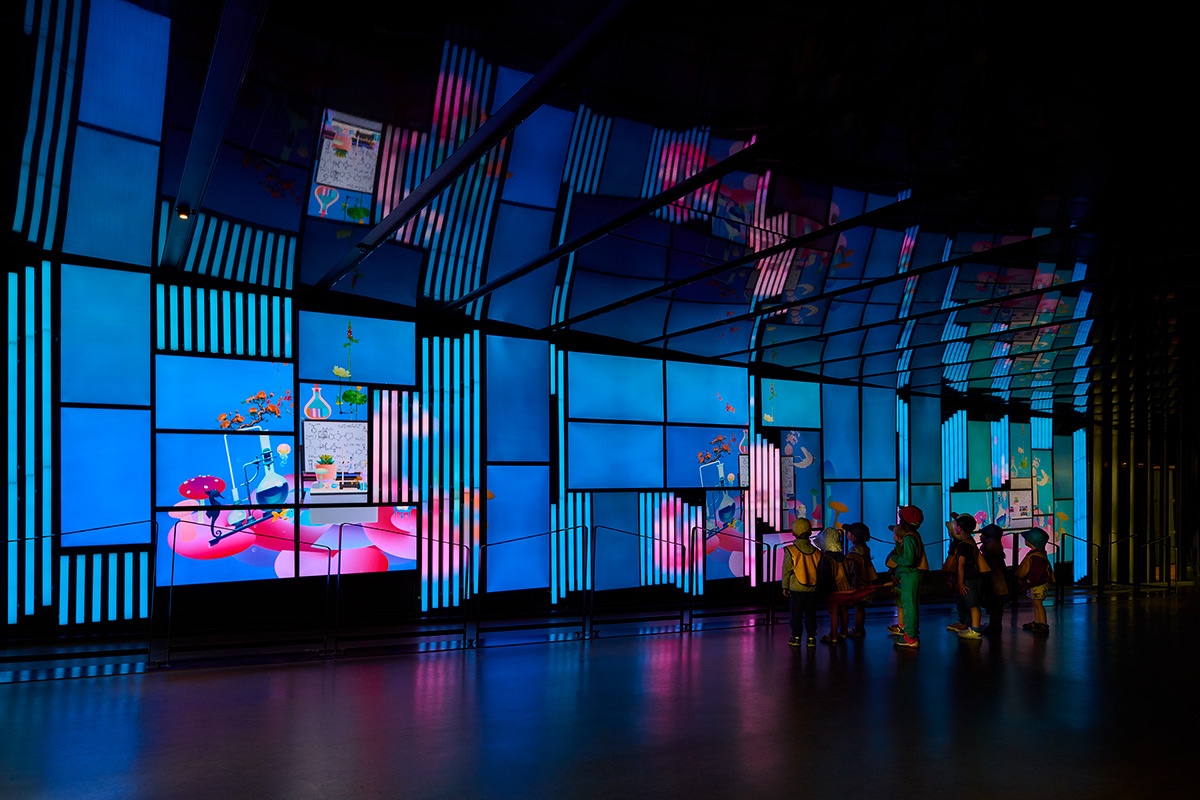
[176,205,190,220]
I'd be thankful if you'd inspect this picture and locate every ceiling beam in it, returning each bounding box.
[161,0,267,269]
[313,0,631,292]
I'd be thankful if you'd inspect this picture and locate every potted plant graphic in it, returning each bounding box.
[314,454,337,489]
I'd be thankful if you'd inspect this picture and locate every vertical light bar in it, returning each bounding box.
[235,292,246,355]
[420,338,430,610]
[208,290,219,354]
[155,283,166,349]
[283,296,293,358]
[1073,428,1087,583]
[139,551,149,618]
[168,285,179,350]
[196,288,206,352]
[41,262,52,605]
[472,332,480,593]
[24,267,36,617]
[260,295,270,357]
[74,554,84,624]
[106,553,117,621]
[6,274,16,624]
[272,295,282,357]
[58,557,69,625]
[182,288,192,351]
[248,230,263,285]
[222,291,232,355]
[245,292,255,356]
[123,551,133,620]
[452,337,462,607]
[584,493,592,591]
[90,554,101,622]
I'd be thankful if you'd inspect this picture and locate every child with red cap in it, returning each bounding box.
[886,505,928,648]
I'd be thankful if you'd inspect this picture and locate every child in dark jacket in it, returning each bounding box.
[1016,527,1055,633]
[942,513,984,640]
[782,518,821,647]
[816,528,852,643]
[843,522,878,638]
[978,524,1011,633]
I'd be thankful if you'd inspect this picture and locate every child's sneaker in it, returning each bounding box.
[957,627,982,640]
[806,636,817,647]
[946,622,969,632]
[886,624,905,635]
[894,635,920,648]
[1035,623,1050,634]
[787,636,802,647]
[1022,621,1038,631]
[846,627,866,638]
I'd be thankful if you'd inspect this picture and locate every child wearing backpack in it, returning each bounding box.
[1016,527,1055,633]
[816,527,853,643]
[782,518,821,647]
[942,512,985,640]
[843,522,878,638]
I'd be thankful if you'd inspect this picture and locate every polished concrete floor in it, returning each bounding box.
[2,595,1195,799]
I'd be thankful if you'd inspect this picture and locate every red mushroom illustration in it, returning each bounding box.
[179,476,227,542]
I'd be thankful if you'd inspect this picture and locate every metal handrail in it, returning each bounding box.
[690,525,774,624]
[475,526,591,642]
[5,520,160,545]
[334,522,475,649]
[592,525,689,635]
[163,520,333,666]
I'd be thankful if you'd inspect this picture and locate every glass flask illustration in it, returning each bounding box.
[304,384,332,419]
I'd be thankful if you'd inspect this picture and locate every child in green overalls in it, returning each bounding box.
[886,505,928,648]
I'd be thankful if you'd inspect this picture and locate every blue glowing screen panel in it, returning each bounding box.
[968,421,992,490]
[762,378,820,428]
[1052,436,1074,500]
[156,355,294,432]
[500,101,574,208]
[61,408,151,546]
[157,500,415,587]
[591,492,642,591]
[60,264,150,405]
[62,127,157,266]
[703,487,746,580]
[822,384,860,478]
[665,361,748,425]
[567,423,663,489]
[861,480,898,573]
[950,491,994,530]
[78,0,169,142]
[155,432,296,509]
[908,394,942,485]
[487,336,550,462]
[784,429,823,528]
[665,426,745,488]
[823,481,861,534]
[485,465,550,592]
[298,311,415,386]
[860,387,897,479]
[910,483,944,557]
[566,353,663,422]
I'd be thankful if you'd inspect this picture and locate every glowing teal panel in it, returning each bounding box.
[1053,435,1074,499]
[762,378,820,428]
[60,408,150,545]
[156,355,294,432]
[861,481,897,573]
[60,265,150,404]
[1010,422,1032,478]
[62,127,156,265]
[567,352,663,422]
[591,492,641,591]
[78,0,169,141]
[567,422,663,489]
[485,465,550,592]
[861,387,896,479]
[299,312,415,385]
[665,361,748,424]
[909,394,941,485]
[968,420,992,490]
[822,385,859,478]
[486,336,549,462]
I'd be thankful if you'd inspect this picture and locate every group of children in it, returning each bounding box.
[782,505,1056,648]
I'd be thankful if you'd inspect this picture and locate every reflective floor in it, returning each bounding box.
[2,594,1195,799]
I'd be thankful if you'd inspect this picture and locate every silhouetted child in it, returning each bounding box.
[942,513,983,639]
[782,518,821,647]
[1016,527,1055,633]
[816,528,852,643]
[843,521,878,638]
[886,505,928,648]
[978,524,1011,633]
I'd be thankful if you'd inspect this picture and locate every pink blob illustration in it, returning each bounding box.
[168,516,254,560]
[335,546,389,574]
[168,499,200,519]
